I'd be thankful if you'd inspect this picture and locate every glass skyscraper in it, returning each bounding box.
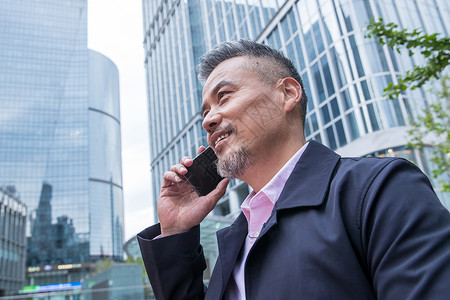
[143,0,449,224]
[0,0,124,271]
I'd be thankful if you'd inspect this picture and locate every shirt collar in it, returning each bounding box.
[242,142,309,207]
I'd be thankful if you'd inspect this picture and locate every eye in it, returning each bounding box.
[218,91,231,102]
[202,110,209,118]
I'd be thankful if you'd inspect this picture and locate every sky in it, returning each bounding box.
[87,1,154,240]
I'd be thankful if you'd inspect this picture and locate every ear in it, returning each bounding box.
[278,77,302,113]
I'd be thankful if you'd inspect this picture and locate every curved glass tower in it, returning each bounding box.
[88,50,124,261]
[0,0,124,267]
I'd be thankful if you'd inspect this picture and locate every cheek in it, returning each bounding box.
[237,96,283,133]
[228,113,264,152]
[224,91,282,133]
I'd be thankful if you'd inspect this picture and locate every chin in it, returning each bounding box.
[216,147,253,178]
[214,145,232,159]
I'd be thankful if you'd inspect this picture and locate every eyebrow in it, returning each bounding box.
[201,80,235,115]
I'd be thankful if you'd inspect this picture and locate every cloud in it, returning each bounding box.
[124,205,155,240]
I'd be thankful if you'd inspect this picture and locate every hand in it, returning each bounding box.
[158,146,230,237]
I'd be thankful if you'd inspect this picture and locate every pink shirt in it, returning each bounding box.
[225,143,308,299]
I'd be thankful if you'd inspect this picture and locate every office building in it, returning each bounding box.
[0,187,27,296]
[143,0,449,229]
[0,0,124,283]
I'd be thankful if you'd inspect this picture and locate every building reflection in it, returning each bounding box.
[27,182,89,266]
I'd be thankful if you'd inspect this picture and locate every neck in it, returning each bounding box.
[239,136,306,193]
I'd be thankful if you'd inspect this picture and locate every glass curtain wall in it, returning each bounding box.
[0,0,124,266]
[261,0,449,205]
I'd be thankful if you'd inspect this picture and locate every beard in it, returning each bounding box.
[216,147,253,179]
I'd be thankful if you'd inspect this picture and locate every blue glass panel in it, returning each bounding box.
[349,35,365,77]
[367,103,381,131]
[326,126,337,150]
[360,80,372,100]
[226,9,236,37]
[286,40,296,60]
[261,0,277,22]
[341,89,352,111]
[329,47,345,89]
[314,133,322,144]
[311,112,319,131]
[293,35,306,70]
[287,8,298,34]
[330,98,340,118]
[335,119,347,147]
[313,22,325,54]
[321,56,335,97]
[360,107,369,134]
[281,14,291,37]
[312,63,326,103]
[305,119,311,137]
[304,30,316,62]
[346,111,360,141]
[89,112,122,186]
[393,99,405,126]
[302,73,314,111]
[339,0,355,32]
[379,99,397,128]
[321,105,331,124]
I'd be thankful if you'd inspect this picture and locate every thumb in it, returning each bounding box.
[204,178,230,208]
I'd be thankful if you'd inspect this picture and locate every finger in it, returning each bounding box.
[161,171,182,188]
[180,156,193,167]
[197,145,206,155]
[170,163,188,175]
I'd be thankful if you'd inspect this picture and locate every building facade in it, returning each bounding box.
[0,187,27,296]
[143,0,449,229]
[0,0,124,281]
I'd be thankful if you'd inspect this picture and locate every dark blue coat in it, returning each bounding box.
[138,141,450,299]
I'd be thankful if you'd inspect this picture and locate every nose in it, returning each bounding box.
[202,109,221,134]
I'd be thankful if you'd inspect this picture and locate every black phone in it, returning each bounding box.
[184,146,224,196]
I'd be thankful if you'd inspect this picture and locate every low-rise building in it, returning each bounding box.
[0,186,27,296]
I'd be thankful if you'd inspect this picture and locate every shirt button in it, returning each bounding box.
[250,231,260,238]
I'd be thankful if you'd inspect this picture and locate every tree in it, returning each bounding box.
[366,18,450,192]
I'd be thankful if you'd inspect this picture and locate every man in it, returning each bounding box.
[138,39,450,299]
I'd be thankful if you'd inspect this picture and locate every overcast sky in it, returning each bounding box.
[88,1,154,240]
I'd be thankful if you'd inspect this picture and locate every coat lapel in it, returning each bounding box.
[277,140,340,209]
[215,213,247,297]
[261,141,340,236]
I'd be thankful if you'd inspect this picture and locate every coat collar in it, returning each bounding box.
[275,140,340,210]
[259,141,340,238]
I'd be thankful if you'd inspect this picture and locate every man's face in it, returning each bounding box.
[201,56,285,178]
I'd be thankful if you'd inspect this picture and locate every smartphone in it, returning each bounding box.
[184,146,224,196]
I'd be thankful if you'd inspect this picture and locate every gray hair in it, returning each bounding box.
[197,39,308,127]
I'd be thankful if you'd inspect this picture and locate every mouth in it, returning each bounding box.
[210,126,234,150]
[215,132,230,147]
